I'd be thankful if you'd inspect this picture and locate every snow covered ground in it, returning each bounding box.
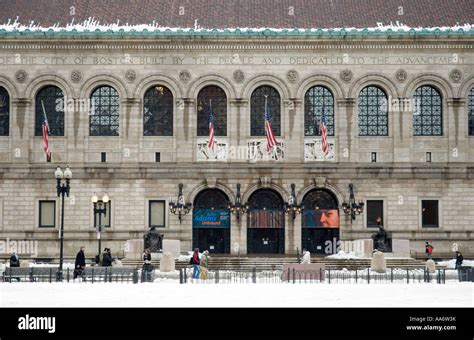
[0,282,472,307]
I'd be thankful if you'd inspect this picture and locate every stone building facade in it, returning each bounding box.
[0,26,473,258]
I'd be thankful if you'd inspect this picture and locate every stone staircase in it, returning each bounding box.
[122,255,428,271]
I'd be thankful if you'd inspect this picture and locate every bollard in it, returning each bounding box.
[179,268,183,284]
[252,268,256,284]
[390,268,393,283]
[328,269,331,284]
[92,268,95,284]
[292,268,296,284]
[132,268,139,284]
[49,268,52,283]
[355,269,358,283]
[216,269,220,284]
[406,268,409,284]
[67,268,70,282]
[320,268,323,283]
[367,268,370,284]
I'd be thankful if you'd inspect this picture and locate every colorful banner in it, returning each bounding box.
[303,209,340,228]
[193,209,230,228]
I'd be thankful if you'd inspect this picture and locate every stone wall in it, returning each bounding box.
[0,35,473,257]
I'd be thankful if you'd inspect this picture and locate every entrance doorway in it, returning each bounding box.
[192,189,230,254]
[247,189,285,254]
[302,189,340,255]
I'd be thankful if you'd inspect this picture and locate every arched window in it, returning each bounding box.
[90,86,120,136]
[468,87,474,136]
[197,86,227,136]
[413,85,442,136]
[0,87,9,136]
[143,85,173,136]
[250,86,281,136]
[304,86,334,136]
[358,85,388,136]
[35,86,64,136]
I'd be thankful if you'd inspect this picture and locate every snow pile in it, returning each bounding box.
[1,282,471,307]
[437,259,474,269]
[326,250,361,260]
[0,17,471,34]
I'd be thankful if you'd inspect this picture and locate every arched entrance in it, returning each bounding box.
[247,189,285,254]
[192,189,231,254]
[302,189,340,255]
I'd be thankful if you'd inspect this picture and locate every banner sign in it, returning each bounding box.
[193,209,230,228]
[303,209,340,228]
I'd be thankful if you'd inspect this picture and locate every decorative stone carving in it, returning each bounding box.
[395,69,407,82]
[15,70,28,83]
[340,69,353,83]
[70,70,83,83]
[304,138,336,161]
[179,70,191,83]
[449,69,462,83]
[196,138,228,161]
[125,70,136,82]
[233,70,245,83]
[287,70,298,83]
[248,139,285,161]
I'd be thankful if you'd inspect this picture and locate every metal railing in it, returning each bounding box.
[178,267,449,284]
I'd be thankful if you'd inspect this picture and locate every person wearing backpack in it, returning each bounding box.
[190,248,200,280]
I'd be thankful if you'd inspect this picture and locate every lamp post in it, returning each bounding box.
[169,184,192,221]
[92,193,109,258]
[283,183,304,220]
[54,165,72,280]
[228,183,249,221]
[342,183,364,223]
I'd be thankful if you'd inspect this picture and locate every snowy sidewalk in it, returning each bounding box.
[1,283,472,307]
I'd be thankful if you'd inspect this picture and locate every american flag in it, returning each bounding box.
[41,100,51,160]
[320,109,329,155]
[264,96,278,153]
[207,99,214,149]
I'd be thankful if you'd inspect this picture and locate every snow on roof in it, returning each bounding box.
[0,18,472,37]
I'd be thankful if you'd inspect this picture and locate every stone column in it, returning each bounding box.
[229,98,246,162]
[67,97,85,164]
[447,98,466,163]
[336,98,355,163]
[176,98,194,163]
[393,97,411,162]
[10,98,31,164]
[121,98,141,164]
[283,99,302,163]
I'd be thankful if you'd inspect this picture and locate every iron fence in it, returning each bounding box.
[178,267,449,284]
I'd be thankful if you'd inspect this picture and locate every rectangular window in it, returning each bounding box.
[94,201,111,228]
[422,200,439,228]
[155,152,161,163]
[149,200,165,228]
[101,152,107,163]
[366,200,383,228]
[39,200,55,228]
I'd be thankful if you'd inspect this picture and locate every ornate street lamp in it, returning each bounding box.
[169,183,192,221]
[342,183,364,223]
[283,183,304,220]
[55,165,72,280]
[92,193,109,259]
[228,183,249,221]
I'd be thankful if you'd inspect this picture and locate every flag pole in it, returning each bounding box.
[41,100,50,134]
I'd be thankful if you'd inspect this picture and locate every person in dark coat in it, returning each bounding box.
[142,249,153,282]
[74,247,86,279]
[455,251,464,270]
[9,251,20,267]
[102,248,113,267]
